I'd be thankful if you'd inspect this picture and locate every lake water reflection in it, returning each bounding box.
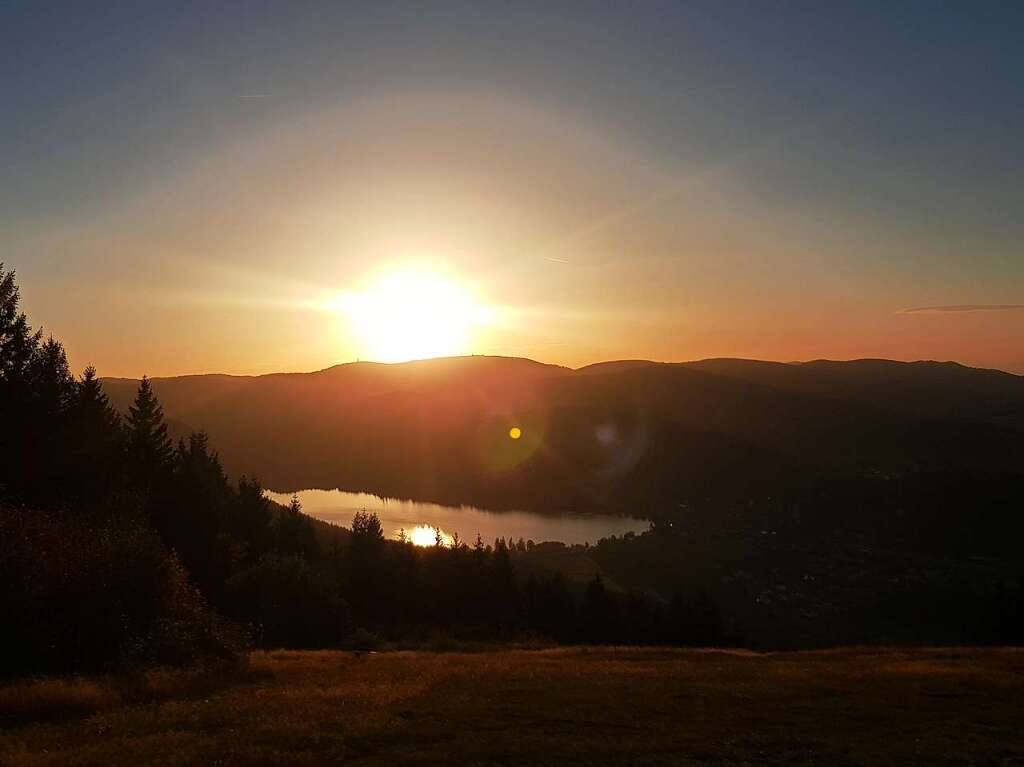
[266,489,649,546]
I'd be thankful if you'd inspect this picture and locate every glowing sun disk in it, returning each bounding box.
[343,270,491,362]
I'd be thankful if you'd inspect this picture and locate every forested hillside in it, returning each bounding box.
[101,349,1024,559]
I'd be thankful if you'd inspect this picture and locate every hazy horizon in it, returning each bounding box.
[94,352,1024,381]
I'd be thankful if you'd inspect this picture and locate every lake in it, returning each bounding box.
[266,489,649,546]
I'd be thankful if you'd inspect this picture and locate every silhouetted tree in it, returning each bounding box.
[0,268,72,506]
[224,555,352,648]
[66,366,126,508]
[0,263,40,387]
[524,572,575,641]
[234,476,273,564]
[352,510,384,541]
[163,431,236,600]
[579,575,620,643]
[667,590,725,646]
[490,538,521,630]
[73,366,123,438]
[28,336,75,421]
[345,511,387,622]
[275,494,319,560]
[384,531,421,626]
[17,336,76,506]
[126,376,174,491]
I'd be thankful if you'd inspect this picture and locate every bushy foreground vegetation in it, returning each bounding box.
[2,647,1023,766]
[0,508,241,676]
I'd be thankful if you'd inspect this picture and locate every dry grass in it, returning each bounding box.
[0,679,119,723]
[0,665,250,726]
[1,647,1023,766]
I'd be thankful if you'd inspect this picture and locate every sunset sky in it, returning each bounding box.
[4,2,1023,376]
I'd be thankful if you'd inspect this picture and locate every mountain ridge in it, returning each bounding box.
[102,354,1024,384]
[100,354,1024,499]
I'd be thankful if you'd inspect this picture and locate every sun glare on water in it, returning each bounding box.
[407,524,453,547]
[341,270,492,363]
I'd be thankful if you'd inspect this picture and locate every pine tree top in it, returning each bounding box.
[127,375,174,468]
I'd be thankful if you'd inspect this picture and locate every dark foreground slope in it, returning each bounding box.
[3,647,1023,766]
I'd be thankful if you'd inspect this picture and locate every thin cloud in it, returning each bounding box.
[899,304,1024,315]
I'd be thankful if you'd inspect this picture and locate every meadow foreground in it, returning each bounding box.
[2,647,1023,766]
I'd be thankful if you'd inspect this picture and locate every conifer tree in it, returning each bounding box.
[18,335,75,505]
[1,267,75,505]
[579,575,619,643]
[0,263,34,497]
[490,537,520,629]
[274,494,319,560]
[235,475,272,563]
[177,432,227,490]
[351,510,384,545]
[175,431,231,528]
[0,264,40,386]
[166,430,236,598]
[67,366,126,507]
[28,336,75,419]
[346,510,385,619]
[126,376,174,483]
[74,366,122,436]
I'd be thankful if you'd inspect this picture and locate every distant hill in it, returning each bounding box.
[102,355,1024,523]
[685,358,1024,427]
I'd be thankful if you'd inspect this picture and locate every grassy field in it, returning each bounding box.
[2,647,1023,766]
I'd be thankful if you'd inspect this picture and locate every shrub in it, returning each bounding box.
[224,556,352,648]
[345,627,384,652]
[0,506,242,677]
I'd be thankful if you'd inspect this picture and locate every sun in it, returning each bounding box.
[343,270,491,362]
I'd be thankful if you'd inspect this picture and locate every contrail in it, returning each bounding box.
[900,304,1024,314]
